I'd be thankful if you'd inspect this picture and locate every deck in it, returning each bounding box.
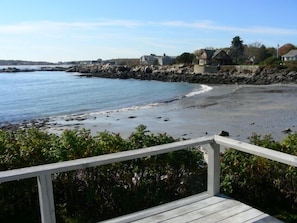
[102,192,282,223]
[1,135,296,223]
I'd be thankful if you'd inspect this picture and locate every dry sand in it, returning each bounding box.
[43,84,297,143]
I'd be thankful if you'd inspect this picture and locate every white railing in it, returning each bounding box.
[0,135,296,223]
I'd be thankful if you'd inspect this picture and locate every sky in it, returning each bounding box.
[0,0,297,62]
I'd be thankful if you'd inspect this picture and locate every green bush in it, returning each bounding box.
[1,127,297,222]
[263,56,279,66]
[0,126,207,223]
[221,133,297,222]
[283,61,297,71]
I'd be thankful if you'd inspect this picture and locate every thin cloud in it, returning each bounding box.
[1,19,296,36]
[160,20,297,35]
[0,19,143,34]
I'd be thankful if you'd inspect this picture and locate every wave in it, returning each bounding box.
[55,84,213,120]
[185,84,213,97]
[84,103,161,117]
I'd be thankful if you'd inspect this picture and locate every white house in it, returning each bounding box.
[140,55,158,65]
[140,54,174,65]
[282,49,297,61]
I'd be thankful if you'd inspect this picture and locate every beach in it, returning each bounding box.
[43,84,297,143]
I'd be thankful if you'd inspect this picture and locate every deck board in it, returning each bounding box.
[101,193,283,223]
[132,196,226,223]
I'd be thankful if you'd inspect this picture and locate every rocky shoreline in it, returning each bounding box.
[0,66,68,73]
[2,64,296,85]
[1,64,297,137]
[66,64,297,85]
[0,118,51,131]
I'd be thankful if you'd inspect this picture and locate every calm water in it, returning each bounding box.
[0,71,208,124]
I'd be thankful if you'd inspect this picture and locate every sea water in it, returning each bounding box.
[0,71,211,124]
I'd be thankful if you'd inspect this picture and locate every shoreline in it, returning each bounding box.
[0,66,68,73]
[1,67,297,143]
[2,64,297,85]
[68,64,297,85]
[1,84,296,143]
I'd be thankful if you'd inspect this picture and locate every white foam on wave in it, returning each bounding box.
[88,103,161,116]
[52,85,213,121]
[50,103,162,122]
[185,84,213,97]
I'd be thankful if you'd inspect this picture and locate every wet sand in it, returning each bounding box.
[43,84,297,143]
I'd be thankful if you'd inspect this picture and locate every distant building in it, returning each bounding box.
[140,55,157,65]
[282,49,297,61]
[102,60,117,65]
[140,54,175,65]
[197,49,232,66]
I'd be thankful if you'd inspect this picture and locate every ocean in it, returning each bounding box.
[0,70,209,124]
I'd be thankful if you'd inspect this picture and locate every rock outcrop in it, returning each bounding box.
[0,66,68,73]
[66,64,297,85]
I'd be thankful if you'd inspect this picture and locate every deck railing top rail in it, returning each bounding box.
[0,135,297,223]
[214,135,297,167]
[0,136,214,183]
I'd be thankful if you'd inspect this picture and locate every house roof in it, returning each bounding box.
[199,49,230,59]
[204,49,215,58]
[212,49,224,58]
[282,49,297,57]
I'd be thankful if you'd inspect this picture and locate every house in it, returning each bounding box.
[282,49,297,61]
[140,55,158,65]
[197,49,215,65]
[140,54,174,65]
[212,49,233,65]
[197,49,232,66]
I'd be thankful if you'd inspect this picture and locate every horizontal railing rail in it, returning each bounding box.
[0,135,296,223]
[0,136,214,183]
[214,135,297,167]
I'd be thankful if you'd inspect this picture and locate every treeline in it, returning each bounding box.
[175,36,297,66]
[0,126,296,222]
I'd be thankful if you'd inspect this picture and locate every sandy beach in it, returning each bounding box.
[42,84,297,143]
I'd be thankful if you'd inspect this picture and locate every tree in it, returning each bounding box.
[175,52,195,64]
[245,43,274,64]
[229,36,244,64]
[278,43,296,56]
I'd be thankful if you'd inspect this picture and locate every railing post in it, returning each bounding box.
[37,174,56,223]
[207,141,220,196]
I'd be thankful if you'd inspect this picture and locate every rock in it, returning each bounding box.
[67,64,297,85]
[144,66,152,74]
[218,130,229,137]
[282,128,292,134]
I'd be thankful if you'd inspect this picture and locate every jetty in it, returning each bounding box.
[1,135,296,222]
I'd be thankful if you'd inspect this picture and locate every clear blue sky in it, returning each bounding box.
[0,0,296,62]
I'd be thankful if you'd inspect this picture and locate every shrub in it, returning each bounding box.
[0,126,207,223]
[263,56,279,66]
[284,61,297,71]
[221,133,297,222]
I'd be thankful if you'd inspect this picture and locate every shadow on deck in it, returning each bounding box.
[102,192,282,223]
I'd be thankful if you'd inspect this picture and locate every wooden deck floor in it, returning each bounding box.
[102,192,283,223]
